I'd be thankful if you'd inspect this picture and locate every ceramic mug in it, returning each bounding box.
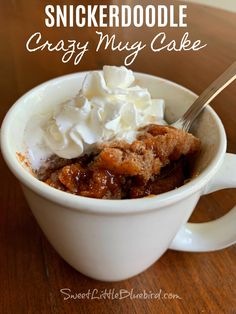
[1,72,236,282]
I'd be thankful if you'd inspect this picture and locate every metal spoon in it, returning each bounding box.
[171,61,236,132]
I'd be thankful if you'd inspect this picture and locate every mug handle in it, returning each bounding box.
[170,153,236,252]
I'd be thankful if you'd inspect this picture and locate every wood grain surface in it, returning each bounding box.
[0,1,236,313]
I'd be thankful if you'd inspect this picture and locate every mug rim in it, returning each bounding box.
[0,71,227,215]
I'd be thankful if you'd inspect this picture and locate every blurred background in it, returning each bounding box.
[185,0,236,12]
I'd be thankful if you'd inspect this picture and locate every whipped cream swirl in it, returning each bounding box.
[43,66,165,159]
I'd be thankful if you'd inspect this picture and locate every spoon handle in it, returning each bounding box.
[173,61,236,131]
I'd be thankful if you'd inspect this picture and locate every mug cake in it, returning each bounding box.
[23,66,200,199]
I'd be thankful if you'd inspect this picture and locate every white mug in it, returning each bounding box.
[1,72,236,282]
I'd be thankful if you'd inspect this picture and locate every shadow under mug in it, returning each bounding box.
[1,72,236,281]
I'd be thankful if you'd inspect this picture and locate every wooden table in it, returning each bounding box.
[1,1,236,313]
